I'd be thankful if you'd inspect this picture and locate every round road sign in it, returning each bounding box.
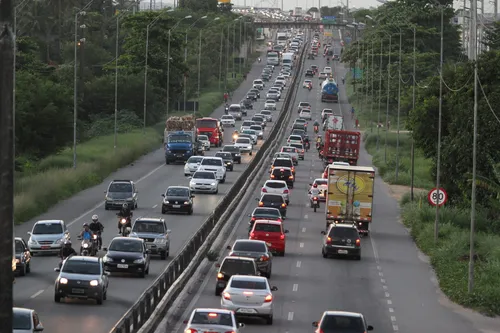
[427,187,448,207]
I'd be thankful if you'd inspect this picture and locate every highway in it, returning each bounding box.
[12,46,296,332]
[164,35,492,333]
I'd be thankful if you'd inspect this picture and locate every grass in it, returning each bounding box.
[14,51,259,225]
[401,195,500,316]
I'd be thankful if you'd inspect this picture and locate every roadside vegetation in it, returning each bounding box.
[14,0,257,223]
[340,0,500,315]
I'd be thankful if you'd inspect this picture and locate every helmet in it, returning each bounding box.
[122,203,128,208]
[64,240,72,246]
[92,214,98,222]
[313,184,318,188]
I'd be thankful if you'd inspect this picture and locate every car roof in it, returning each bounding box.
[265,180,287,184]
[261,193,284,198]
[67,255,100,263]
[234,239,267,245]
[253,207,280,213]
[323,311,363,318]
[13,307,34,315]
[230,275,268,282]
[229,103,240,107]
[280,147,296,151]
[193,308,234,315]
[111,236,144,243]
[222,256,255,262]
[202,156,223,160]
[223,145,239,148]
[254,219,282,226]
[136,217,165,222]
[35,219,63,225]
[331,223,358,229]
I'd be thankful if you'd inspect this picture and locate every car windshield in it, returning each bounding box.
[62,260,101,274]
[191,311,234,326]
[166,187,189,196]
[242,122,254,126]
[263,195,284,203]
[13,311,32,330]
[198,135,208,141]
[201,159,222,166]
[301,110,311,113]
[109,239,143,252]
[215,153,232,159]
[236,138,250,144]
[254,208,280,217]
[250,126,262,131]
[193,172,215,179]
[295,119,306,123]
[229,106,240,112]
[272,169,291,176]
[260,111,271,115]
[168,134,191,143]
[299,102,310,107]
[109,183,132,193]
[221,115,233,120]
[223,146,239,152]
[230,279,267,289]
[254,223,281,232]
[187,156,203,163]
[32,223,63,235]
[15,240,24,253]
[265,181,286,188]
[289,136,302,141]
[243,130,256,135]
[133,221,165,233]
[220,259,256,275]
[329,227,359,240]
[233,241,266,252]
[314,179,328,186]
[321,315,364,331]
[274,158,293,166]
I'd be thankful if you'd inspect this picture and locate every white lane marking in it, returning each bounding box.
[304,214,308,219]
[379,272,384,277]
[393,325,399,331]
[302,227,306,232]
[380,278,386,283]
[299,242,304,248]
[296,261,301,268]
[383,285,388,290]
[385,292,390,298]
[391,316,397,322]
[152,204,158,208]
[30,290,44,299]
[387,299,393,305]
[389,308,394,313]
[292,284,298,292]
[288,312,294,321]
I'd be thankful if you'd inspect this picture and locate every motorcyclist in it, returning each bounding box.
[117,203,132,234]
[313,120,320,133]
[224,103,229,115]
[89,214,104,250]
[303,136,310,150]
[79,223,95,255]
[308,82,312,90]
[59,240,77,268]
[232,130,239,142]
[258,57,261,62]
[308,184,321,207]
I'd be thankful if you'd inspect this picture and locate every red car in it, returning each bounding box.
[249,220,289,256]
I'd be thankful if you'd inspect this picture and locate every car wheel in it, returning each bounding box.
[214,187,219,194]
[188,208,193,215]
[215,288,222,296]
[96,294,104,305]
[166,159,170,165]
[266,315,273,325]
[139,271,146,278]
[355,255,361,260]
[161,207,167,214]
[161,252,167,260]
[265,269,272,279]
[104,205,109,211]
[322,248,328,258]
[103,290,107,300]
[19,264,26,276]
[238,160,241,164]
[220,177,226,184]
[54,294,61,303]
[249,151,253,156]
[145,266,150,275]
[26,262,31,273]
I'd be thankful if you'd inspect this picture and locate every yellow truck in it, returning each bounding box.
[326,165,375,235]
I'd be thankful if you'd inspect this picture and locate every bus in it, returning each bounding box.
[267,51,280,66]
[276,32,287,46]
[196,117,223,147]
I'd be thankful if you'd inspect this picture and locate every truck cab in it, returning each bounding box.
[165,131,196,165]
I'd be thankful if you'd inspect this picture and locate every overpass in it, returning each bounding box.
[253,20,348,29]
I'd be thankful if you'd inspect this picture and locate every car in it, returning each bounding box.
[248,207,283,229]
[240,98,253,110]
[264,100,277,110]
[261,73,271,81]
[249,125,264,139]
[242,130,258,144]
[289,142,305,160]
[259,110,273,122]
[104,179,138,210]
[265,65,274,72]
[305,70,314,77]
[287,134,303,145]
[321,108,334,120]
[183,156,203,176]
[246,91,258,101]
[310,178,328,202]
[281,71,291,78]
[321,223,362,259]
[215,151,234,171]
[252,115,266,128]
[160,186,194,215]
[333,53,340,60]
[274,81,285,91]
[14,237,32,276]
[215,256,259,295]
[324,66,332,74]
[292,122,307,132]
[299,109,312,120]
[266,90,280,101]
[222,145,242,164]
[252,79,265,90]
[322,162,350,178]
[272,152,292,161]
[228,104,243,120]
[312,311,373,332]
[102,237,151,276]
[249,220,289,256]
[303,79,313,87]
[220,275,278,324]
[261,180,290,203]
[28,220,70,255]
[297,101,311,112]
[319,72,327,80]
[198,134,211,151]
[13,307,44,332]
[234,137,253,155]
[270,167,294,188]
[240,120,256,132]
[183,308,245,333]
[227,239,273,278]
[220,114,236,127]
[279,147,298,165]
[269,87,281,98]
[197,156,226,183]
[189,171,218,194]
[311,65,318,73]
[249,88,261,98]
[130,217,171,258]
[275,76,286,86]
[54,256,109,303]
[258,193,287,217]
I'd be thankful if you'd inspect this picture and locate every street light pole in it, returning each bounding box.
[224,23,230,91]
[370,39,374,132]
[184,16,207,113]
[238,19,242,75]
[376,37,383,150]
[394,30,402,182]
[143,23,151,134]
[114,16,119,149]
[218,26,223,90]
[384,35,392,164]
[410,26,416,200]
[74,11,84,169]
[196,17,219,116]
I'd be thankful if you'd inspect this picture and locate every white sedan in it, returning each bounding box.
[323,66,332,75]
[183,308,244,333]
[311,178,328,201]
[303,79,312,88]
[189,171,218,194]
[261,180,290,204]
[234,137,253,155]
[264,100,277,110]
[299,109,312,120]
[183,156,203,176]
[220,115,236,127]
[197,157,226,183]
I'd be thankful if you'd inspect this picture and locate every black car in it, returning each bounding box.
[305,69,314,77]
[241,98,253,110]
[215,256,259,295]
[257,193,287,217]
[311,65,318,73]
[246,91,258,101]
[307,53,315,59]
[321,223,361,260]
[291,128,307,139]
[161,186,194,214]
[222,145,242,164]
[271,157,295,175]
[292,123,307,132]
[227,239,273,278]
[261,74,270,82]
[270,167,294,188]
[103,237,151,277]
[313,311,373,333]
[249,88,261,98]
[15,237,32,276]
[248,207,283,231]
[215,152,234,171]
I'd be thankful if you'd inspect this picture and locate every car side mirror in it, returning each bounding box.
[27,231,32,235]
[102,247,108,251]
[54,268,60,272]
[104,190,107,193]
[191,195,195,198]
[215,263,220,268]
[34,323,44,332]
[284,230,289,234]
[188,176,192,179]
[320,231,326,235]
[238,323,245,328]
[226,245,231,250]
[167,229,171,233]
[312,321,319,327]
[367,325,374,331]
[161,194,165,197]
[104,271,110,276]
[271,286,278,291]
[255,197,259,201]
[309,183,312,186]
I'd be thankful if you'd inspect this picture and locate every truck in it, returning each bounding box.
[196,117,224,147]
[282,52,294,68]
[276,32,287,46]
[267,51,280,66]
[325,115,343,130]
[164,115,198,164]
[325,165,375,235]
[322,130,361,166]
[321,78,339,102]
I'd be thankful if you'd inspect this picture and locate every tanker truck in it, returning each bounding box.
[321,78,339,103]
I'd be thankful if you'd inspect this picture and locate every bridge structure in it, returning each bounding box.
[253,20,349,29]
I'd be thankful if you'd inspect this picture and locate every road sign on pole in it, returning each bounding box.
[428,187,448,206]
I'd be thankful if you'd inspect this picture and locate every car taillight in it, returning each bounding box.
[289,176,294,180]
[271,174,275,179]
[250,232,255,238]
[302,150,304,153]
[283,189,289,194]
[280,234,285,240]
[251,217,256,221]
[262,188,267,192]
[318,329,324,333]
[224,331,236,333]
[223,292,231,300]
[326,236,332,244]
[217,272,224,279]
[264,294,273,302]
[313,197,318,200]
[281,203,286,207]
[356,239,361,247]
[276,218,282,222]
[259,202,264,207]
[260,255,269,261]
[185,329,198,333]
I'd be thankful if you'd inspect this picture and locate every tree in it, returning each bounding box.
[482,21,500,50]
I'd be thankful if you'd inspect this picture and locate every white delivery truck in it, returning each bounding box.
[282,52,294,68]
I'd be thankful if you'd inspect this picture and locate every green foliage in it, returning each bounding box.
[482,21,500,50]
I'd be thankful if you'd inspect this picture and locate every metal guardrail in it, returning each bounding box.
[109,43,307,333]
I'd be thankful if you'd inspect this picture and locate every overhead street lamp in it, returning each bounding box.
[365,15,376,133]
[184,15,207,114]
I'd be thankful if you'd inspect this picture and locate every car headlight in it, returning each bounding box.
[154,238,167,244]
[164,200,169,204]
[133,258,144,264]
[105,196,110,200]
[55,238,65,244]
[103,256,113,262]
[211,182,216,186]
[15,259,20,263]
[189,181,195,186]
[28,239,37,245]
[59,278,68,284]
[83,243,89,248]
[89,280,99,287]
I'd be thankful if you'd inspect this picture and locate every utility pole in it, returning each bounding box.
[376,38,383,150]
[495,0,498,20]
[410,27,416,201]
[384,35,392,164]
[394,30,402,182]
[0,0,15,331]
[370,39,374,132]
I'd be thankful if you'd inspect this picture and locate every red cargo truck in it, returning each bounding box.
[321,130,360,166]
[196,117,223,147]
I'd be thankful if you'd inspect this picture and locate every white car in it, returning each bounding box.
[220,115,236,127]
[253,79,265,90]
[281,72,291,78]
[319,72,327,80]
[198,135,211,151]
[240,120,256,132]
[311,178,328,201]
[234,137,253,155]
[275,76,286,86]
[287,135,303,145]
[303,79,312,88]
[261,180,290,204]
[13,307,44,333]
[183,155,204,176]
[259,110,273,122]
[220,275,278,325]
[269,87,282,98]
[323,66,332,74]
[264,100,277,110]
[250,125,264,139]
[189,171,218,194]
[228,104,243,120]
[266,90,280,101]
[321,108,333,119]
[183,308,244,333]
[299,109,312,120]
[241,130,258,144]
[280,146,299,164]
[273,152,292,162]
[289,142,305,160]
[297,101,311,112]
[197,157,226,183]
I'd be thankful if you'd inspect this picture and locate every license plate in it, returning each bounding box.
[237,308,257,314]
[338,250,348,254]
[72,288,84,294]
[117,264,128,269]
[176,154,183,157]
[41,246,50,249]
[172,205,181,208]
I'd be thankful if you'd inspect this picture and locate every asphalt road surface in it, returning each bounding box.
[166,34,496,333]
[12,46,296,332]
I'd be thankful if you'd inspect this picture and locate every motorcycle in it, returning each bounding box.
[78,237,94,256]
[314,125,319,134]
[304,141,310,151]
[92,233,100,251]
[232,133,239,142]
[118,215,132,236]
[224,107,229,115]
[308,85,312,91]
[258,57,261,63]
[312,196,320,212]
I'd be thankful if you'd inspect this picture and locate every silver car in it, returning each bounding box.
[220,115,236,127]
[250,125,264,139]
[183,156,203,176]
[242,130,258,144]
[130,218,171,259]
[234,137,253,155]
[280,146,299,164]
[183,308,245,333]
[220,275,278,325]
[28,220,70,255]
[189,171,219,194]
[289,142,305,160]
[198,135,211,151]
[259,111,273,122]
[266,90,280,101]
[13,307,44,333]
